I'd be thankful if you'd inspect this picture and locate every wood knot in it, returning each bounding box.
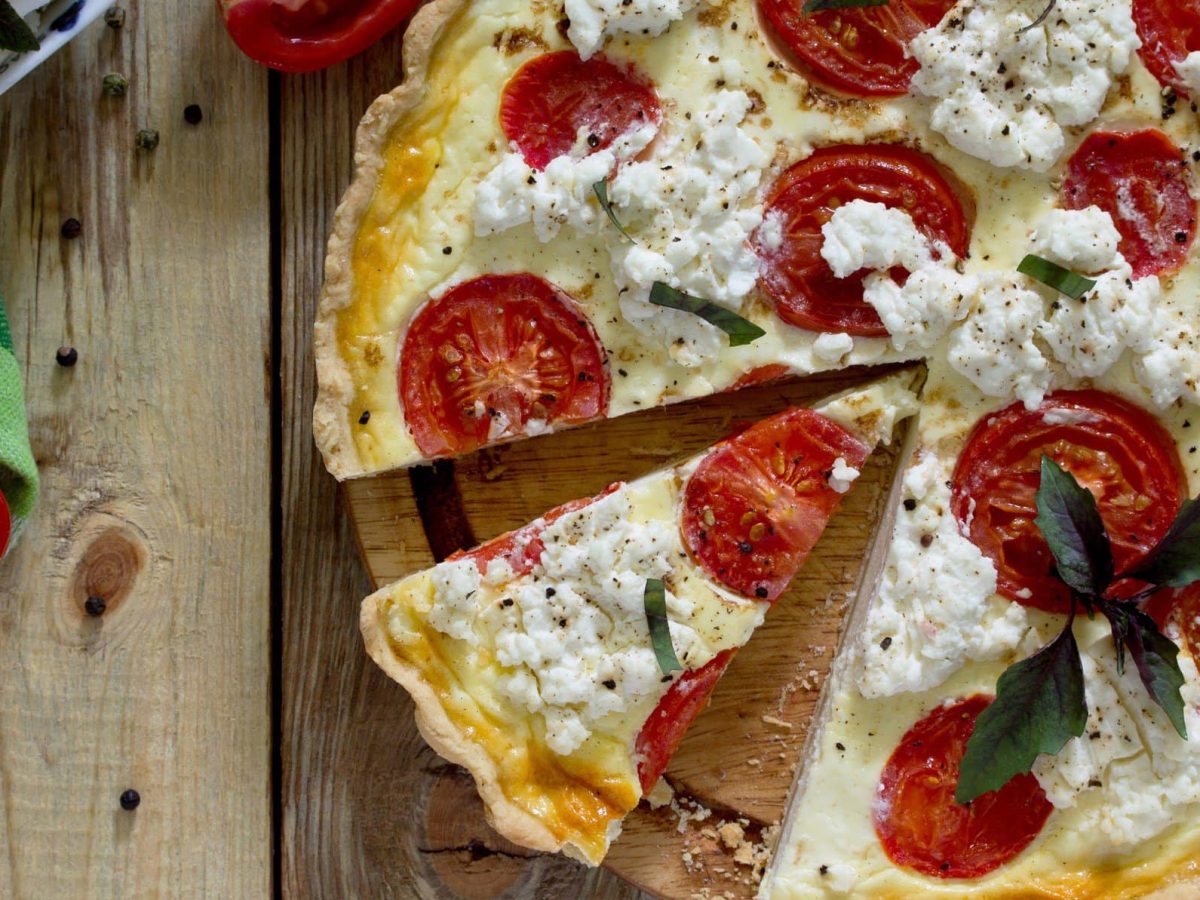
[70,527,145,619]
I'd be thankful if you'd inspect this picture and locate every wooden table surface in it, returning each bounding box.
[0,3,643,897]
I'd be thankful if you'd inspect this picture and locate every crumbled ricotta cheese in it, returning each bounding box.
[819,201,970,352]
[1032,637,1200,849]
[1175,50,1200,98]
[564,0,702,60]
[1031,206,1123,274]
[474,124,657,242]
[609,90,769,367]
[820,199,938,278]
[427,489,716,756]
[1133,312,1200,409]
[858,452,1029,697]
[812,332,854,364]
[825,862,858,893]
[947,274,1052,408]
[827,457,860,494]
[910,0,1141,171]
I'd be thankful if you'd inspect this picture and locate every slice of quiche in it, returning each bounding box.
[360,372,919,864]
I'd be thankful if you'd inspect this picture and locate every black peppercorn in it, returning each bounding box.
[60,218,82,239]
[55,346,78,367]
[903,498,917,511]
[119,789,140,810]
[755,585,768,598]
[358,410,370,425]
[84,596,106,617]
[183,104,203,125]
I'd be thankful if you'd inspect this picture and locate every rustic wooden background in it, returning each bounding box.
[0,2,643,896]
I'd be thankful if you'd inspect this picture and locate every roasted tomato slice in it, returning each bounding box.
[951,390,1188,614]
[0,490,10,558]
[499,50,662,170]
[1146,584,1200,659]
[635,650,735,793]
[449,484,622,578]
[399,274,610,459]
[1133,0,1200,97]
[218,0,421,72]
[757,0,956,97]
[875,695,1053,879]
[682,407,869,601]
[1062,129,1197,278]
[754,144,971,336]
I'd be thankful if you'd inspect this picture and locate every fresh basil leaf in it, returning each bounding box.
[955,623,1087,804]
[1034,455,1114,597]
[649,282,766,347]
[1126,608,1189,739]
[644,577,682,676]
[1018,254,1096,301]
[0,0,39,53]
[803,0,888,11]
[592,179,635,243]
[1100,599,1132,677]
[1017,0,1057,34]
[1130,498,1200,588]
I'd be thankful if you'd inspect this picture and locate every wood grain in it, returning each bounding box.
[348,368,911,898]
[278,32,643,900]
[0,3,272,896]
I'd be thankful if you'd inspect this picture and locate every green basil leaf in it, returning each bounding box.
[649,282,766,347]
[803,0,888,12]
[592,179,635,243]
[955,623,1087,804]
[1035,455,1114,597]
[1130,497,1200,588]
[1018,254,1096,300]
[1127,608,1189,739]
[644,577,682,676]
[0,0,39,53]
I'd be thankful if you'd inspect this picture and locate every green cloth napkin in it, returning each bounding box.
[0,294,38,542]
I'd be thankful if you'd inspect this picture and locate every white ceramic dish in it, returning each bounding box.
[0,0,108,97]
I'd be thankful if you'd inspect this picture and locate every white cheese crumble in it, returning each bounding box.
[819,200,970,352]
[1032,637,1200,849]
[564,0,702,60]
[1134,313,1200,409]
[947,274,1052,409]
[474,124,657,242]
[858,452,1029,698]
[910,0,1141,172]
[1175,50,1200,98]
[426,489,715,756]
[1030,206,1123,275]
[609,90,769,367]
[812,332,854,364]
[827,457,860,494]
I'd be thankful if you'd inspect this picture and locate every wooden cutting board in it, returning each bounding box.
[344,366,912,899]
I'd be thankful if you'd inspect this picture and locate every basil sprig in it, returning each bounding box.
[0,0,39,53]
[592,179,635,243]
[803,0,888,12]
[644,577,683,676]
[1018,254,1096,300]
[649,282,766,347]
[956,456,1199,803]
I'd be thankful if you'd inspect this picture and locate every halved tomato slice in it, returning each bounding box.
[875,695,1053,879]
[951,390,1188,614]
[1133,0,1200,97]
[218,0,421,72]
[755,144,971,336]
[399,274,610,459]
[1146,585,1200,659]
[635,650,735,793]
[499,51,662,170]
[1062,129,1197,278]
[757,0,957,97]
[682,407,869,601]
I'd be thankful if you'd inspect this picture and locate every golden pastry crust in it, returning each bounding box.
[312,0,469,481]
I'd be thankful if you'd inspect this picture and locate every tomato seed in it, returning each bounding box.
[702,507,716,527]
[749,522,766,542]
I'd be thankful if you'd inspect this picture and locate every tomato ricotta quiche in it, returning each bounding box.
[360,375,918,863]
[319,0,1200,893]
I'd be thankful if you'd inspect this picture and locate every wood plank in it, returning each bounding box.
[278,32,643,899]
[0,3,272,896]
[347,368,911,898]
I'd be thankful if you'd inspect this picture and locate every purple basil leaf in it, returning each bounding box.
[1127,608,1189,739]
[1130,498,1200,589]
[1034,455,1113,597]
